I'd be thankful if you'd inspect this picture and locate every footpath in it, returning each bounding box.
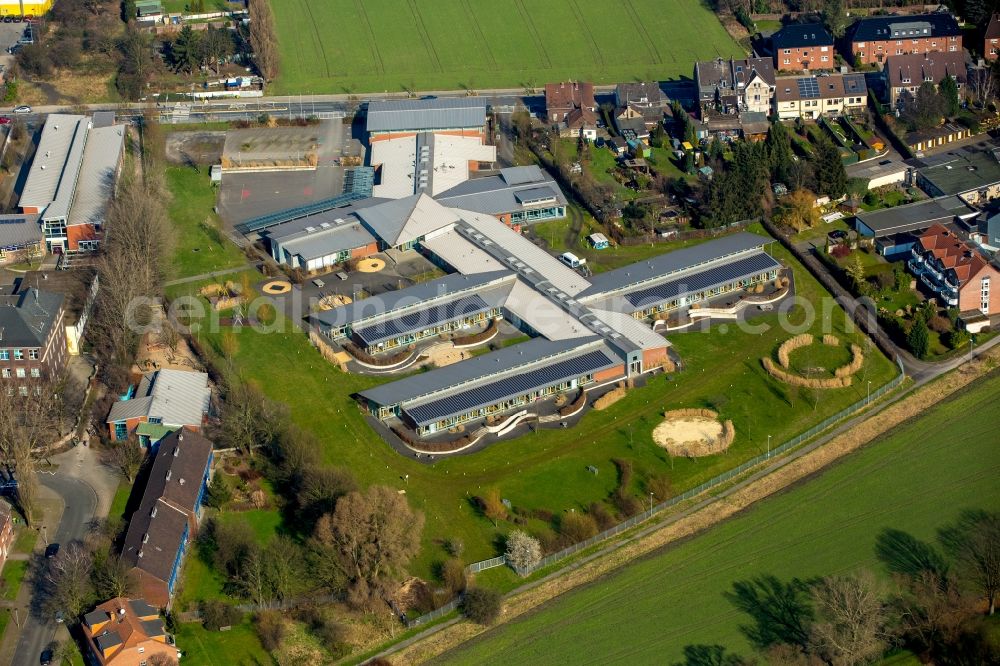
[383,346,1000,664]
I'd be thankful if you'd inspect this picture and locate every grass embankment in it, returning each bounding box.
[172,222,896,588]
[269,0,742,94]
[435,369,1000,664]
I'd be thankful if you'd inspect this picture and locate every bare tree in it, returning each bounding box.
[248,0,279,81]
[147,654,179,666]
[92,552,138,600]
[968,66,998,109]
[104,434,146,483]
[45,542,94,618]
[938,510,1000,616]
[218,379,285,456]
[313,486,424,608]
[809,571,894,666]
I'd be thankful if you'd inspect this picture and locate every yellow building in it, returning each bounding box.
[0,0,53,17]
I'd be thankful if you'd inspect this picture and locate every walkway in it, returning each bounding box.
[163,262,256,287]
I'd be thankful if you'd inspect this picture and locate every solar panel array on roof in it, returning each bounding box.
[353,295,492,346]
[797,77,820,99]
[624,253,781,308]
[404,349,617,426]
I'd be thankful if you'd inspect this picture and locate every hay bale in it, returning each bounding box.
[593,387,626,410]
[822,335,839,347]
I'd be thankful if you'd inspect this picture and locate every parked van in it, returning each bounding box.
[559,252,586,269]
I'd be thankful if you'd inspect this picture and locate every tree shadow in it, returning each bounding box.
[874,528,948,580]
[724,574,813,650]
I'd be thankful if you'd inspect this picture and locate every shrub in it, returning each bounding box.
[830,243,851,259]
[462,587,502,625]
[647,473,672,502]
[253,610,286,652]
[612,490,642,518]
[505,530,542,571]
[255,302,277,325]
[588,502,616,531]
[559,512,598,543]
[441,558,467,593]
[200,600,242,631]
[944,327,969,350]
[928,315,951,334]
[444,537,464,557]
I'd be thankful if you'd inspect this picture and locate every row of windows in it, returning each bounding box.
[1,367,41,378]
[783,56,829,64]
[0,349,38,360]
[782,47,830,54]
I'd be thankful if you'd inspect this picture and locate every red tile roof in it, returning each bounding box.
[917,223,989,285]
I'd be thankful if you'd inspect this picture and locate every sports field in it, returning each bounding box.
[269,0,744,94]
[438,374,1000,664]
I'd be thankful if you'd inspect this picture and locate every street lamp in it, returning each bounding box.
[767,434,771,459]
[649,492,654,514]
[867,380,872,404]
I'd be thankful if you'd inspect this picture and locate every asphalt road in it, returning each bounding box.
[10,473,98,666]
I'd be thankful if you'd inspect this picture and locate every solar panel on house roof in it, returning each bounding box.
[403,349,617,426]
[796,77,820,99]
[623,253,781,309]
[353,295,492,346]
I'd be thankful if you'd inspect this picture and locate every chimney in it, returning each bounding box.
[179,478,185,486]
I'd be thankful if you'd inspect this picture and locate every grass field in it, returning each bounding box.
[175,619,271,665]
[438,373,1000,664]
[172,223,898,587]
[165,167,248,281]
[268,0,744,94]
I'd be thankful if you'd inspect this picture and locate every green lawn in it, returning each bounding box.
[0,560,28,601]
[11,528,37,556]
[175,619,272,666]
[165,167,248,281]
[174,224,897,588]
[110,482,132,521]
[268,0,743,94]
[438,372,1000,665]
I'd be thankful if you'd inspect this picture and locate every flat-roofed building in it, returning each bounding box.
[913,146,1000,205]
[371,132,496,199]
[366,97,488,142]
[435,166,567,228]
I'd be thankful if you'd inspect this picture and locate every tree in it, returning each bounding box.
[844,253,866,293]
[672,645,754,666]
[146,654,178,666]
[480,487,507,526]
[170,26,200,73]
[294,465,357,527]
[773,189,820,232]
[218,379,285,456]
[905,318,931,360]
[938,510,1000,615]
[91,552,137,601]
[248,0,279,81]
[200,25,233,75]
[765,121,794,185]
[889,570,979,661]
[104,434,146,482]
[726,575,814,650]
[968,65,998,109]
[462,587,502,625]
[809,572,894,666]
[821,0,848,38]
[505,531,541,572]
[204,474,232,509]
[901,82,946,131]
[939,74,960,117]
[45,542,94,618]
[814,139,847,199]
[313,486,424,608]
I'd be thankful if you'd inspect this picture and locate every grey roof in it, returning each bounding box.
[366,98,487,133]
[846,12,960,43]
[615,82,666,107]
[435,171,567,216]
[91,111,116,128]
[83,609,109,628]
[843,73,867,96]
[359,336,612,408]
[274,219,377,262]
[106,368,210,427]
[39,119,91,222]
[579,232,773,298]
[354,193,460,247]
[403,344,622,427]
[353,293,494,346]
[914,147,1000,196]
[67,125,125,228]
[128,599,159,617]
[313,270,514,329]
[141,618,165,637]
[499,166,546,186]
[0,214,41,250]
[0,287,64,348]
[855,197,971,236]
[19,115,87,211]
[262,197,389,242]
[95,631,123,651]
[121,497,189,583]
[771,23,833,49]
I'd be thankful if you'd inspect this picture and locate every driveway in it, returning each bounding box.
[8,446,120,666]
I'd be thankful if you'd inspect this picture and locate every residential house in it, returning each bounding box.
[984,13,1000,60]
[884,51,967,109]
[694,57,776,117]
[907,223,1000,313]
[545,81,598,140]
[844,11,962,66]
[771,23,835,72]
[774,73,868,119]
[106,368,211,446]
[120,430,214,608]
[0,500,13,575]
[17,268,99,356]
[82,597,179,666]
[0,280,67,389]
[613,82,666,137]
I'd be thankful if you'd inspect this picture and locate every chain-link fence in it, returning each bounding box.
[408,358,905,625]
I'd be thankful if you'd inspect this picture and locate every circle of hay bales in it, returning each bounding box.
[761,334,864,389]
[653,409,735,457]
[357,258,386,273]
[262,280,292,295]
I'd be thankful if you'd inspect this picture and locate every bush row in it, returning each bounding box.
[451,319,499,347]
[343,341,414,366]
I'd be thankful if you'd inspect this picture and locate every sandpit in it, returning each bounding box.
[423,343,470,367]
[262,280,292,295]
[317,293,352,310]
[653,409,734,457]
[357,258,386,273]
